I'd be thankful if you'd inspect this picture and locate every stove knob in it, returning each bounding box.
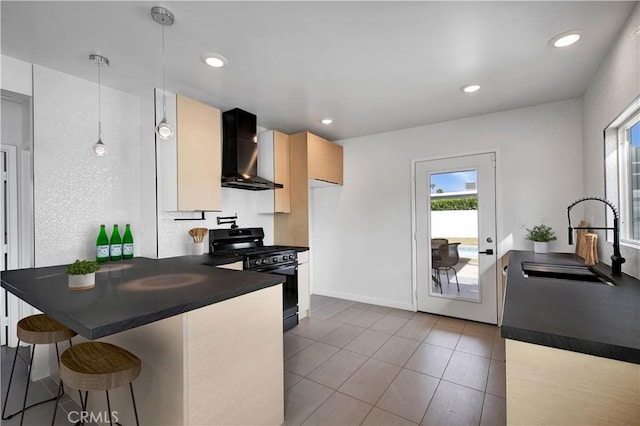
[289,255,295,260]
[259,259,266,265]
[273,257,278,263]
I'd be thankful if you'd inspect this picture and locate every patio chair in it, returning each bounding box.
[430,239,448,293]
[432,242,461,292]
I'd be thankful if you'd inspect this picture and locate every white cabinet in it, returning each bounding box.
[298,250,310,319]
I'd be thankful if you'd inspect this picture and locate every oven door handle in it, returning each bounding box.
[253,264,297,274]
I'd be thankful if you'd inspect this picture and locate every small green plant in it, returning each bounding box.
[66,259,100,275]
[525,224,557,242]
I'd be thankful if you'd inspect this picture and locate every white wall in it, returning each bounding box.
[582,3,640,280]
[311,99,584,309]
[33,65,141,267]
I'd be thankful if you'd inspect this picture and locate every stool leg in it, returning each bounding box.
[50,381,63,426]
[80,391,88,426]
[1,339,22,420]
[105,391,113,426]
[19,344,36,426]
[130,383,140,426]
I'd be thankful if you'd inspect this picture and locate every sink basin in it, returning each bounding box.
[521,261,615,286]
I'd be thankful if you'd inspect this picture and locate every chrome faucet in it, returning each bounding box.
[567,196,625,276]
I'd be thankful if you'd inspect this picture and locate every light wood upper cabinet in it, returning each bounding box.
[306,132,343,185]
[274,131,343,247]
[176,94,221,211]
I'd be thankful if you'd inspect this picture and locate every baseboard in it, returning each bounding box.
[313,290,414,312]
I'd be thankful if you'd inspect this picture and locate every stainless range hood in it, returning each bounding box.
[221,108,283,191]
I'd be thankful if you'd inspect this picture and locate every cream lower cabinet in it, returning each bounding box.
[298,250,310,319]
[216,261,243,271]
[506,339,640,425]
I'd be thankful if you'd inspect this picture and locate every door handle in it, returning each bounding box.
[479,249,494,255]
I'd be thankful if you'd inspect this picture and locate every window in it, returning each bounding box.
[605,96,640,246]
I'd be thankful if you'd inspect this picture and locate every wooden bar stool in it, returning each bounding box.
[51,341,142,426]
[2,314,77,425]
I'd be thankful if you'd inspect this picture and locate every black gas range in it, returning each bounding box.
[208,228,299,331]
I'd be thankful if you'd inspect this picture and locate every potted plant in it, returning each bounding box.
[66,259,100,290]
[525,224,557,254]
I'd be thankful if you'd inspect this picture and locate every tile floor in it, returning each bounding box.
[1,345,84,425]
[1,295,506,425]
[284,295,506,425]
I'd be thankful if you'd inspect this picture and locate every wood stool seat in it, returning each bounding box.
[60,342,142,392]
[17,314,77,344]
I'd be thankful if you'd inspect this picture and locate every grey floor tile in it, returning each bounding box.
[316,323,366,348]
[410,312,440,325]
[307,349,368,390]
[491,337,505,361]
[371,315,409,335]
[310,303,350,320]
[284,378,333,426]
[301,392,372,426]
[405,343,453,379]
[385,309,415,320]
[285,370,304,391]
[463,322,498,337]
[329,307,368,323]
[376,369,439,423]
[284,333,315,360]
[480,394,506,426]
[362,407,419,426]
[372,336,420,367]
[310,295,342,311]
[368,305,394,315]
[345,310,387,329]
[344,329,393,357]
[422,325,462,349]
[289,317,342,341]
[395,319,434,342]
[455,332,494,358]
[434,317,466,332]
[486,359,506,398]
[285,342,340,376]
[422,380,484,426]
[442,351,490,392]
[339,358,401,405]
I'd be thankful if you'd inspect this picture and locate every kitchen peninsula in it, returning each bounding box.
[1,256,285,425]
[502,251,640,425]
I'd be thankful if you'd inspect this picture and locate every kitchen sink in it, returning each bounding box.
[521,261,615,286]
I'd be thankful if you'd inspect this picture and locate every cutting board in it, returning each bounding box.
[584,233,599,266]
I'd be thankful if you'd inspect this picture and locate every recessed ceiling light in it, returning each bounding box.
[201,53,228,68]
[461,84,480,93]
[321,118,333,125]
[549,30,582,48]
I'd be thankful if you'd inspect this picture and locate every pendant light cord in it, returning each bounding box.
[97,60,102,139]
[161,23,167,119]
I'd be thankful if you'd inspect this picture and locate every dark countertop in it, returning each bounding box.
[1,256,284,340]
[502,250,640,364]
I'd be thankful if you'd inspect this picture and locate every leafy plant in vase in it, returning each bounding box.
[66,259,100,290]
[525,224,557,254]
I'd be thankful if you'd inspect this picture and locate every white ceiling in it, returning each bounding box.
[1,1,637,141]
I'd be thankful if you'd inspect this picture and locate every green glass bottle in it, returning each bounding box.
[109,224,122,261]
[122,224,134,259]
[96,224,109,263]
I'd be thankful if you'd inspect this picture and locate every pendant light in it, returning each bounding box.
[151,6,175,140]
[90,54,109,156]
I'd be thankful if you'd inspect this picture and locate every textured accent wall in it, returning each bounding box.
[157,188,275,259]
[33,65,141,267]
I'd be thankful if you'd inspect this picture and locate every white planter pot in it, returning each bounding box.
[68,272,96,290]
[534,241,549,254]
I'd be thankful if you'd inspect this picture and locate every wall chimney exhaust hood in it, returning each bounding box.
[221,108,283,191]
